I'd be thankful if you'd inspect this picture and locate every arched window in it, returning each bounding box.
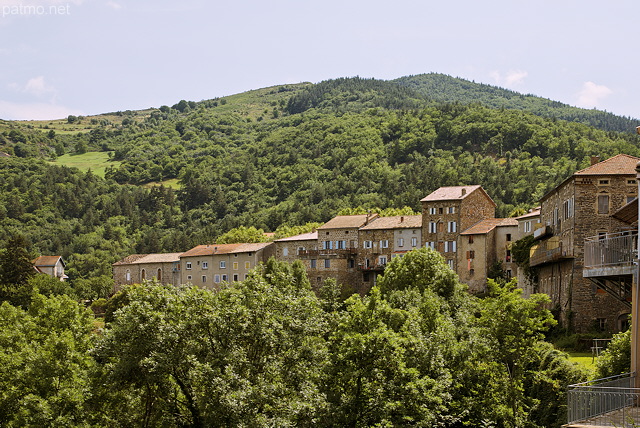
[141,269,146,281]
[157,268,162,282]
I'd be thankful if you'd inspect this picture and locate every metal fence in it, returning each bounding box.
[584,232,637,269]
[567,372,640,426]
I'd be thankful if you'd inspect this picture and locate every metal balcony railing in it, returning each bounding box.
[584,232,637,270]
[567,373,640,427]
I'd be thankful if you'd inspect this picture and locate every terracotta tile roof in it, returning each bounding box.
[33,255,64,267]
[612,198,637,224]
[274,231,318,242]
[574,154,640,176]
[421,185,496,206]
[317,214,379,230]
[180,242,272,257]
[460,218,516,235]
[113,253,182,266]
[360,215,422,230]
[515,208,541,220]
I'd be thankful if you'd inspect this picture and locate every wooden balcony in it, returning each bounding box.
[297,248,358,258]
[529,238,574,267]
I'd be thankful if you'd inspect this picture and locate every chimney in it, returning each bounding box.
[461,188,466,196]
[591,156,600,166]
[400,216,404,223]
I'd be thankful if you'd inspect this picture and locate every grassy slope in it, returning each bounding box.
[48,152,120,178]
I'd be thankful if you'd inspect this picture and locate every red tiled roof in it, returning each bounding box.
[317,214,379,230]
[360,215,422,230]
[574,154,640,176]
[33,255,63,267]
[180,242,272,257]
[274,231,318,242]
[113,253,183,266]
[421,185,496,206]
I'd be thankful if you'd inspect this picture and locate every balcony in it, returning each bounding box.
[298,248,358,258]
[529,238,573,267]
[566,373,640,427]
[583,232,637,278]
[359,263,386,271]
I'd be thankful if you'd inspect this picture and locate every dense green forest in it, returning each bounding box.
[1,76,640,295]
[0,74,637,426]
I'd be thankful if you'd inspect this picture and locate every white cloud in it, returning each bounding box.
[8,75,57,98]
[0,99,82,120]
[576,81,613,109]
[106,1,122,10]
[490,69,528,88]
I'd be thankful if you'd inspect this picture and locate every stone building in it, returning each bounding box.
[421,185,496,271]
[531,154,639,332]
[179,243,274,289]
[458,218,518,293]
[305,214,378,294]
[357,215,422,289]
[112,253,183,290]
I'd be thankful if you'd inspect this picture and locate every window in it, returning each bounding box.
[426,241,435,249]
[363,272,370,282]
[157,269,162,282]
[220,261,226,269]
[467,250,475,259]
[380,240,389,248]
[323,240,333,250]
[397,238,404,247]
[348,259,355,268]
[429,207,437,215]
[233,274,239,282]
[233,262,238,270]
[506,250,511,262]
[337,240,346,249]
[506,233,512,242]
[627,196,636,204]
[363,240,372,249]
[365,258,370,268]
[245,261,250,269]
[283,247,289,257]
[125,270,131,282]
[524,221,531,233]
[202,275,207,283]
[598,194,609,214]
[447,259,454,270]
[629,180,637,185]
[599,179,610,185]
[379,256,387,265]
[596,318,607,331]
[444,241,456,252]
[244,274,249,280]
[447,221,457,233]
[447,207,455,214]
[187,275,192,281]
[428,222,437,233]
[202,261,208,269]
[141,269,146,281]
[186,262,192,270]
[324,259,331,268]
[297,246,304,255]
[310,259,317,268]
[222,274,227,282]
[411,237,417,247]
[506,269,512,278]
[214,275,220,283]
[439,207,443,214]
[468,235,474,244]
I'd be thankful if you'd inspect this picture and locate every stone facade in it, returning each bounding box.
[533,154,639,332]
[113,253,182,290]
[421,185,496,271]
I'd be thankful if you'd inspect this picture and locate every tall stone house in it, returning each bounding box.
[112,253,182,290]
[531,154,639,332]
[421,185,496,271]
[357,215,422,288]
[457,218,518,293]
[178,243,274,289]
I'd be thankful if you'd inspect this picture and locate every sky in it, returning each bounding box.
[0,0,638,121]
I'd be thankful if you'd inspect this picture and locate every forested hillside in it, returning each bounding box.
[1,76,640,296]
[394,73,638,133]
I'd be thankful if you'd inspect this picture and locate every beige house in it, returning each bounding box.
[358,215,422,289]
[532,154,638,332]
[179,242,274,289]
[112,253,183,290]
[421,185,496,271]
[33,256,67,281]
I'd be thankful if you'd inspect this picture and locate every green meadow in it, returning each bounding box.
[49,152,120,178]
